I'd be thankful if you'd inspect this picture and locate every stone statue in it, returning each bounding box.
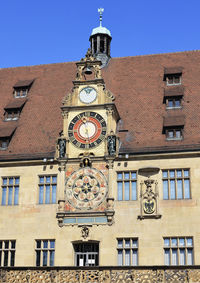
[107,135,116,156]
[58,134,66,158]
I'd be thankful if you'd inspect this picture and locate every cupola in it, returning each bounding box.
[89,8,112,67]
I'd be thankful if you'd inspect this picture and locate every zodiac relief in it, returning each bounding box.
[65,167,108,210]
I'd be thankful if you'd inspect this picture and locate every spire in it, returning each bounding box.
[98,8,104,27]
[89,8,112,67]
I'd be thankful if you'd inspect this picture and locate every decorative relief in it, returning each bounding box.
[57,270,79,283]
[79,270,99,282]
[73,48,103,82]
[1,268,200,282]
[188,269,200,282]
[105,89,115,101]
[164,269,188,282]
[111,270,133,283]
[138,178,161,219]
[81,225,89,239]
[134,269,164,283]
[65,167,108,211]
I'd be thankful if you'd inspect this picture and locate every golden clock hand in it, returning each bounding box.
[84,121,91,143]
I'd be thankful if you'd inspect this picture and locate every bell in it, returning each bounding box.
[84,67,92,75]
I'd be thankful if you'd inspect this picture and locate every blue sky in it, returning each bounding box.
[0,0,199,68]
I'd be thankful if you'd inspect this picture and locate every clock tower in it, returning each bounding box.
[56,42,119,227]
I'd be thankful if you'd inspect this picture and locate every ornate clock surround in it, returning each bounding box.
[56,49,119,226]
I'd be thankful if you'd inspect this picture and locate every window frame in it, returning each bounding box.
[117,171,137,201]
[166,74,182,86]
[35,239,55,267]
[1,177,20,205]
[165,128,183,141]
[38,175,57,205]
[0,240,16,267]
[0,138,10,150]
[164,237,194,266]
[4,109,20,121]
[162,169,191,200]
[165,97,182,109]
[117,238,138,266]
[14,88,28,98]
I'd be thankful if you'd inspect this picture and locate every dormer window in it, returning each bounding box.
[166,97,182,109]
[163,115,185,141]
[166,74,181,86]
[4,109,20,121]
[13,79,34,98]
[163,86,184,109]
[0,126,16,150]
[15,88,28,98]
[0,138,10,149]
[166,128,182,140]
[163,67,183,86]
[4,99,27,121]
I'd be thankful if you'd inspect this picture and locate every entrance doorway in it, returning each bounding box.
[74,242,99,266]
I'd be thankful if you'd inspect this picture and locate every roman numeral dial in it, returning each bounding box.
[68,112,107,149]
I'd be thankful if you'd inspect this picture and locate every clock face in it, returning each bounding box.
[68,111,106,149]
[79,87,97,104]
[65,167,108,210]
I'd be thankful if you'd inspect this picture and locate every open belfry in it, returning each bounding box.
[1,7,200,283]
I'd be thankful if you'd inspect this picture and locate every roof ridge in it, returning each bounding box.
[1,49,200,70]
[112,49,200,60]
[0,60,76,71]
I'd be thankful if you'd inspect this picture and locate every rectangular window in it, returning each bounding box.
[164,237,193,265]
[166,128,182,140]
[4,110,20,121]
[35,240,55,266]
[0,138,10,150]
[14,88,28,98]
[117,172,137,201]
[166,97,182,109]
[117,238,138,266]
[0,240,16,266]
[162,169,190,200]
[166,74,181,86]
[38,175,57,204]
[1,177,20,205]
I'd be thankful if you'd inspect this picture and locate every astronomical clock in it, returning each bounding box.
[56,49,120,227]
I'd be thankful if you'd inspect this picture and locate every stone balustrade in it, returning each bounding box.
[0,266,200,282]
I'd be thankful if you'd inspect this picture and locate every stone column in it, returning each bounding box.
[108,40,111,56]
[91,37,94,54]
[104,36,107,54]
[97,35,100,53]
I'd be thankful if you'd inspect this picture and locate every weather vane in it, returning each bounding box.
[98,8,104,27]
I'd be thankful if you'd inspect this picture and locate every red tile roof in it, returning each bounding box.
[13,79,34,88]
[4,98,27,109]
[0,124,16,138]
[0,50,200,160]
[163,115,185,127]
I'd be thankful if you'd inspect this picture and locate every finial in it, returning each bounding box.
[98,8,104,27]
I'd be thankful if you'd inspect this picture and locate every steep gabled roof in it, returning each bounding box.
[0,50,200,160]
